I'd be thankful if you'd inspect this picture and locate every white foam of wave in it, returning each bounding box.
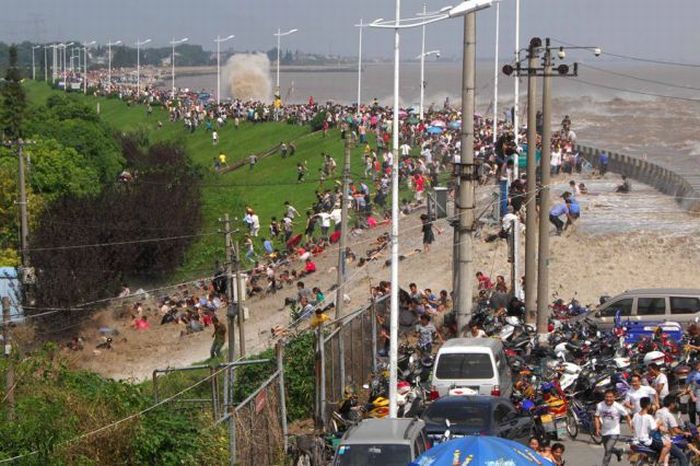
[224,53,272,102]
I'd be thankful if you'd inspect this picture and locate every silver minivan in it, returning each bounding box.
[588,288,700,328]
[431,338,512,398]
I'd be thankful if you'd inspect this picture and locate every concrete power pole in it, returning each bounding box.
[2,297,14,421]
[234,242,246,357]
[536,42,553,336]
[221,214,237,465]
[335,131,353,396]
[524,39,540,324]
[455,11,477,332]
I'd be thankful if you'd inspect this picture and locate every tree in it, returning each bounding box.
[25,139,101,200]
[1,45,26,140]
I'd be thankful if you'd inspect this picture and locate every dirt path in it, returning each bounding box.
[67,175,700,381]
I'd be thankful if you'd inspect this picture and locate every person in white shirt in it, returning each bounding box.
[649,363,670,401]
[400,143,411,157]
[655,396,689,466]
[316,212,332,239]
[632,397,669,460]
[625,374,659,414]
[595,389,633,466]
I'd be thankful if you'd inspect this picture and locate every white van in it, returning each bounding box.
[431,338,512,398]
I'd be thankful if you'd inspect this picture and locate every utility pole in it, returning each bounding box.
[2,297,14,421]
[455,11,477,332]
[503,37,583,329]
[221,214,237,466]
[536,41,553,336]
[233,241,246,357]
[335,131,353,396]
[524,39,540,324]
[511,0,522,299]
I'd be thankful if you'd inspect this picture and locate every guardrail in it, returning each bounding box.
[575,144,700,213]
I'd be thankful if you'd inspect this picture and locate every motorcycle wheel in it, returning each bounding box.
[565,410,579,439]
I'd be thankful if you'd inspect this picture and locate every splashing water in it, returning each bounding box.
[223,53,272,102]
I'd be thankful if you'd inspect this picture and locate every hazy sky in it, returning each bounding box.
[2,0,700,63]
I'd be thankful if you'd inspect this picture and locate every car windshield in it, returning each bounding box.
[333,444,411,466]
[423,402,491,429]
[435,353,494,379]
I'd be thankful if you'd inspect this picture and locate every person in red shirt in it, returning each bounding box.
[413,173,425,201]
[476,271,494,290]
[133,316,150,330]
[304,258,317,274]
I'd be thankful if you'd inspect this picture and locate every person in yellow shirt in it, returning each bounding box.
[219,152,228,167]
[310,308,330,329]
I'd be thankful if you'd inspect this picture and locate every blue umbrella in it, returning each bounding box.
[426,126,443,134]
[410,436,549,466]
[448,120,462,129]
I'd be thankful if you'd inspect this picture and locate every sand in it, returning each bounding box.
[64,175,700,381]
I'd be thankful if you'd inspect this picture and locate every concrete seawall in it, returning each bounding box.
[575,144,700,213]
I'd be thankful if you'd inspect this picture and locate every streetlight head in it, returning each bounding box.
[439,5,454,12]
[594,47,602,57]
[502,64,514,76]
[557,64,570,75]
[448,0,493,17]
[557,47,566,60]
[435,51,441,59]
[289,29,298,34]
[529,37,542,49]
[115,40,122,45]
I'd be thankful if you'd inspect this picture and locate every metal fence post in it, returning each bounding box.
[277,341,288,455]
[370,299,378,373]
[318,326,327,430]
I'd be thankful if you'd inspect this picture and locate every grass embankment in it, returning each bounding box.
[24,81,374,279]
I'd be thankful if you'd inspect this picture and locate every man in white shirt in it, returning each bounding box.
[400,143,411,157]
[632,397,667,461]
[317,212,332,239]
[595,389,633,466]
[655,396,689,466]
[625,374,659,414]
[649,363,670,401]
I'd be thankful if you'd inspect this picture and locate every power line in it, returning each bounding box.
[551,38,700,68]
[27,232,219,253]
[578,63,700,92]
[565,77,700,103]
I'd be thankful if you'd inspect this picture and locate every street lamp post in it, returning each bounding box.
[107,40,122,91]
[354,19,374,112]
[416,49,440,119]
[369,0,493,419]
[170,37,189,97]
[273,28,298,94]
[135,38,151,97]
[59,42,74,91]
[492,0,499,146]
[31,45,41,80]
[43,45,48,81]
[214,34,235,105]
[83,41,95,94]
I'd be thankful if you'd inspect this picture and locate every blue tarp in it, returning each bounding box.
[410,436,548,466]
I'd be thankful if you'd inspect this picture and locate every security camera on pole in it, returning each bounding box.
[502,38,597,335]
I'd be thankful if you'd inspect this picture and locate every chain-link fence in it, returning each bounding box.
[316,296,385,428]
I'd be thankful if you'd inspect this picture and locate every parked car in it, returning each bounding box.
[422,395,532,445]
[586,288,700,329]
[431,338,512,398]
[332,418,430,466]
